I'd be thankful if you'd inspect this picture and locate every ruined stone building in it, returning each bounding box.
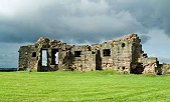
[18,34,162,74]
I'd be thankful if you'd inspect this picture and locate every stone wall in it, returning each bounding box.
[70,46,96,71]
[162,63,170,74]
[18,45,37,71]
[142,57,158,74]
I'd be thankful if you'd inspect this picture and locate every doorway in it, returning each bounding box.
[96,50,102,70]
[42,49,48,66]
[51,49,59,65]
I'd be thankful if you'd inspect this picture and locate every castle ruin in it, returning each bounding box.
[18,34,162,74]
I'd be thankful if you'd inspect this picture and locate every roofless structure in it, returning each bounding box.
[18,34,163,74]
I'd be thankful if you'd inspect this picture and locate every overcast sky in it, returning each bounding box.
[0,0,170,68]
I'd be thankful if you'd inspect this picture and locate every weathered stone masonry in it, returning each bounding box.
[18,34,163,74]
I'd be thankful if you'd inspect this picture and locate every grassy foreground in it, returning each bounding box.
[0,71,170,102]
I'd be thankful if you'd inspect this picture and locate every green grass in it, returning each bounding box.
[0,71,170,102]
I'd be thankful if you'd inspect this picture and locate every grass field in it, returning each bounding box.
[0,71,170,102]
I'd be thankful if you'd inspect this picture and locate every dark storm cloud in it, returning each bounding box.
[107,0,170,34]
[0,0,170,44]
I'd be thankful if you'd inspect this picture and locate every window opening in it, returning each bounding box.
[122,43,125,47]
[103,49,111,56]
[74,51,81,57]
[32,52,36,57]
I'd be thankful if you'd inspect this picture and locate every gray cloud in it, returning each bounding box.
[0,43,21,67]
[139,35,151,44]
[1,0,169,44]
